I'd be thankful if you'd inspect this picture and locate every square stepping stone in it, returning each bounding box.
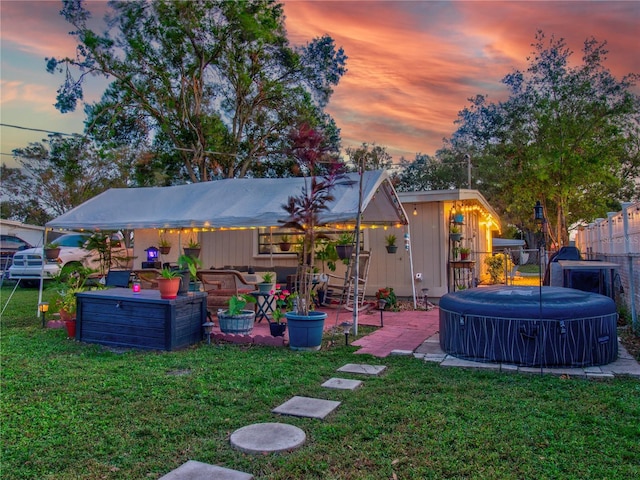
[321,377,363,390]
[337,363,387,376]
[272,396,341,419]
[159,460,253,480]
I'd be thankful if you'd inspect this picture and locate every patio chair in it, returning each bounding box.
[132,269,161,289]
[324,251,371,311]
[105,270,132,288]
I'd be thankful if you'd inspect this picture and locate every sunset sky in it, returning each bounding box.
[1,0,639,168]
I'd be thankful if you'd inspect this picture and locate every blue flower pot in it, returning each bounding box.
[285,311,327,351]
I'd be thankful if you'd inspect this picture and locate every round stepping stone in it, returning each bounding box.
[230,422,306,454]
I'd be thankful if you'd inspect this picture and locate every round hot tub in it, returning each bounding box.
[439,286,618,367]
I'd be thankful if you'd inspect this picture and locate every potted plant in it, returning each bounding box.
[158,237,171,255]
[217,294,256,335]
[183,238,201,258]
[269,288,294,337]
[258,272,275,293]
[177,254,203,293]
[450,224,462,242]
[279,123,344,350]
[157,267,181,299]
[44,242,61,261]
[335,232,355,260]
[459,246,471,261]
[385,234,398,254]
[278,234,292,252]
[453,212,464,224]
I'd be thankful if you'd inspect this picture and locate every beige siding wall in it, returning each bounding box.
[133,196,497,301]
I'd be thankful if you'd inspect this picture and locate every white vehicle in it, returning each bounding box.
[8,233,132,287]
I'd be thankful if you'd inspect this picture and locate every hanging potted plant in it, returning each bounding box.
[217,294,256,335]
[453,212,464,224]
[279,124,347,350]
[278,234,292,252]
[157,267,181,299]
[44,242,61,261]
[335,232,355,260]
[385,234,398,254]
[183,238,201,258]
[158,237,171,255]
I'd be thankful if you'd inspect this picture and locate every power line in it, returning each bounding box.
[0,123,77,137]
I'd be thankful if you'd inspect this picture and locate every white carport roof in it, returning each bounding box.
[46,170,408,230]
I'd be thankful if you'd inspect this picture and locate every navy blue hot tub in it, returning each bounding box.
[439,286,618,367]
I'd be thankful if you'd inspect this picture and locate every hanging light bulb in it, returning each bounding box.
[413,204,417,216]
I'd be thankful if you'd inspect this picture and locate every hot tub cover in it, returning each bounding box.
[439,286,615,320]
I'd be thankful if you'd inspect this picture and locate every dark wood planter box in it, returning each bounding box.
[76,288,207,351]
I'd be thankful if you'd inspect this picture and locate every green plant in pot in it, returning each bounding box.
[217,294,256,335]
[279,123,346,350]
[385,234,398,254]
[157,267,181,299]
[44,242,61,261]
[335,231,355,260]
[278,234,291,252]
[258,272,275,293]
[158,237,171,255]
[183,238,201,258]
[450,224,462,242]
[177,254,203,293]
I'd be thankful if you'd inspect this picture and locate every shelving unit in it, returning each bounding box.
[447,209,475,292]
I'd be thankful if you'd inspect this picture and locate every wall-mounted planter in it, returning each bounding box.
[386,245,398,254]
[453,213,464,223]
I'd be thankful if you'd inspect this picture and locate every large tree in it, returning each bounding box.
[47,0,347,183]
[1,135,132,223]
[447,31,640,246]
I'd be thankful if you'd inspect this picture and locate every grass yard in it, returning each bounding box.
[2,286,639,479]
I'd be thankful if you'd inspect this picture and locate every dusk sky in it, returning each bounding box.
[1,1,639,169]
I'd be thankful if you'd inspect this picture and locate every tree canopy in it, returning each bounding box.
[2,135,132,223]
[444,31,639,246]
[47,0,347,183]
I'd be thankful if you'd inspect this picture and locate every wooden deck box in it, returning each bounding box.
[76,288,207,351]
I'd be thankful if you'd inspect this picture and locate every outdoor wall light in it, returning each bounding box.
[38,302,49,328]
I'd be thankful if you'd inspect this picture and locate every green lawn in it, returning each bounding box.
[2,286,639,479]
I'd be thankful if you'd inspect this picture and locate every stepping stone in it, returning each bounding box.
[337,363,387,376]
[272,396,341,419]
[321,377,363,390]
[159,460,253,480]
[230,423,306,454]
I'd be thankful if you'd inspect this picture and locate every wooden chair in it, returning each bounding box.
[132,269,161,289]
[196,270,258,310]
[324,251,371,311]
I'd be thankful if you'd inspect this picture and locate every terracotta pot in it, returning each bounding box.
[157,277,181,299]
[44,247,61,260]
[279,242,291,252]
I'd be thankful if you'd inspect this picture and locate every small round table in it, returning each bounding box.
[250,291,276,323]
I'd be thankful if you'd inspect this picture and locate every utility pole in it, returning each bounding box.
[464,154,471,189]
